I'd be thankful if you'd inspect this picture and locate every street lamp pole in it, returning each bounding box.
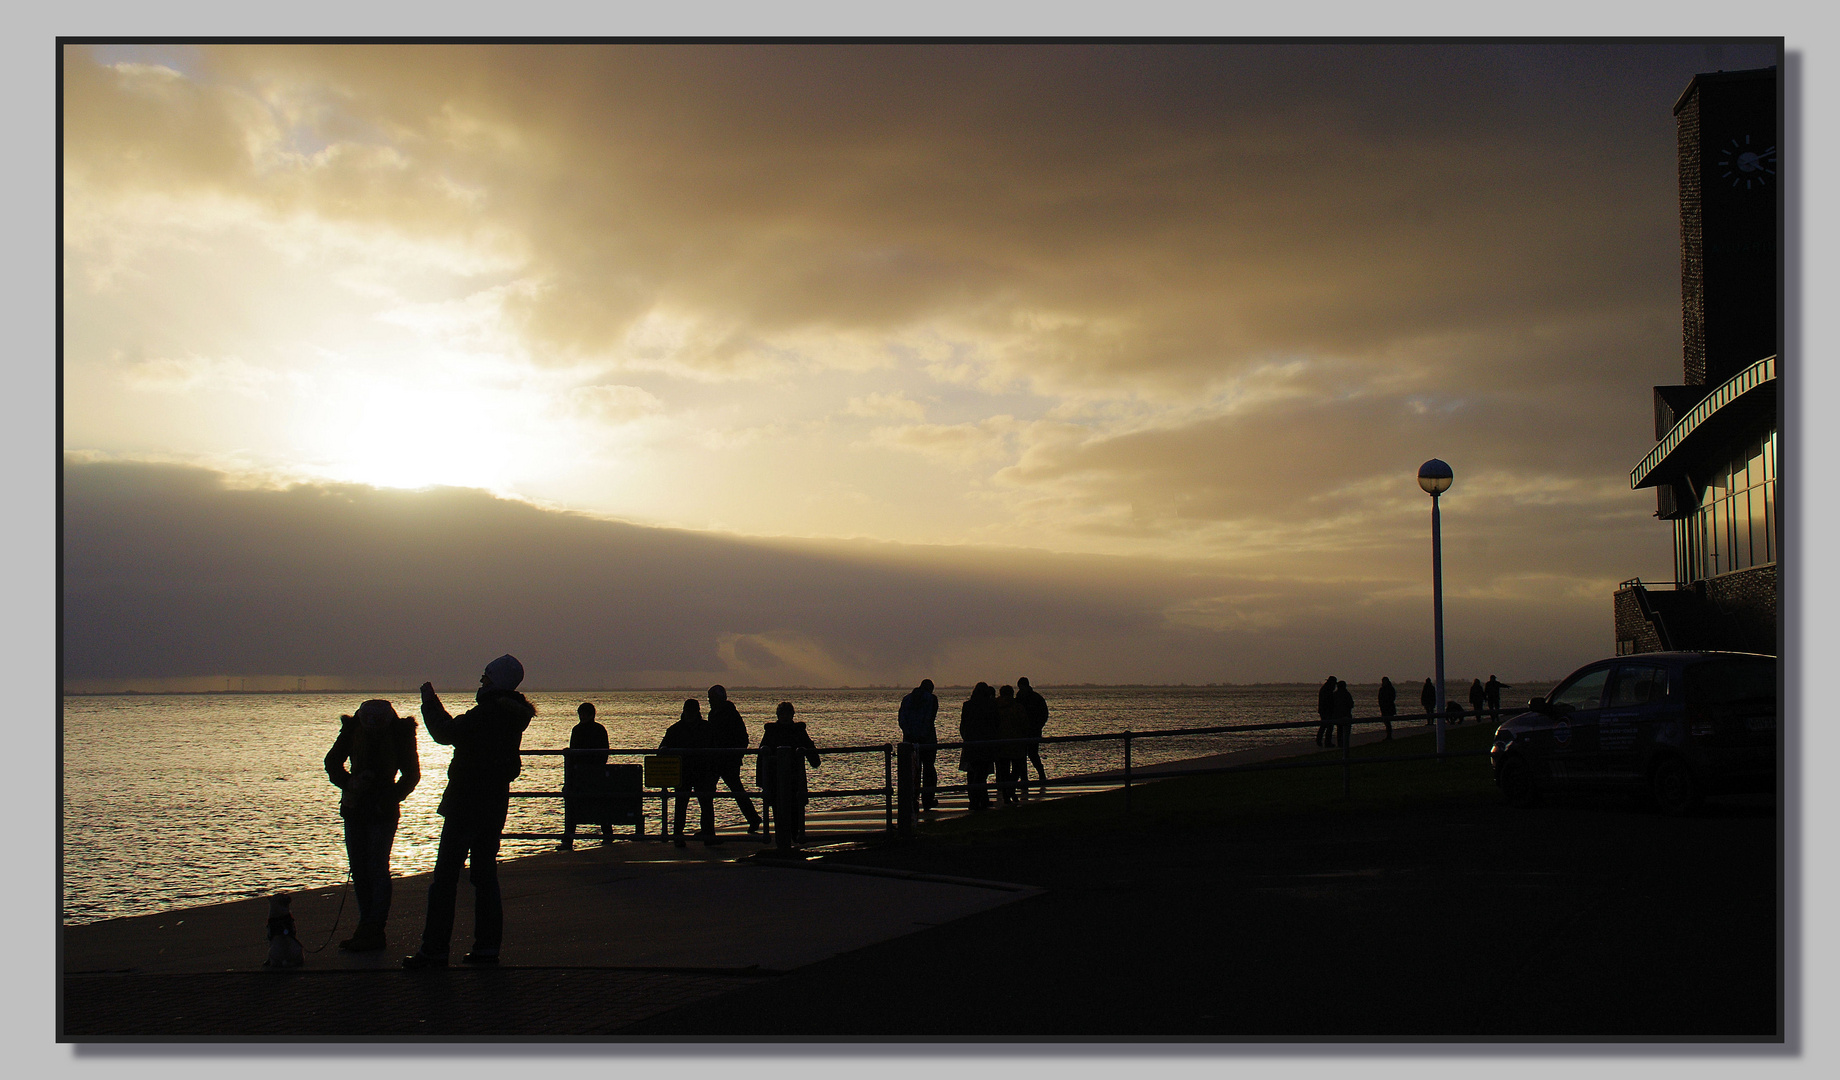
[1418,459,1453,759]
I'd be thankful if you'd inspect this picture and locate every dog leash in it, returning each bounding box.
[307,871,353,954]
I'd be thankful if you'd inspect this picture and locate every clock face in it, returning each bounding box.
[1715,134,1776,190]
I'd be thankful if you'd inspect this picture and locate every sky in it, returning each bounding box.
[60,40,1786,690]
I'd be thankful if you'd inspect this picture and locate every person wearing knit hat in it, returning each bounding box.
[403,654,535,969]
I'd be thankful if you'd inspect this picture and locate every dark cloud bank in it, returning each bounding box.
[65,460,1614,690]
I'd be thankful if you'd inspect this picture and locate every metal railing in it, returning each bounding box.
[500,709,1499,849]
[502,743,897,853]
[892,711,1493,833]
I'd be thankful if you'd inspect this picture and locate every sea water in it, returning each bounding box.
[61,683,1527,924]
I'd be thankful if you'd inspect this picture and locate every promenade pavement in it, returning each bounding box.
[58,718,1513,1040]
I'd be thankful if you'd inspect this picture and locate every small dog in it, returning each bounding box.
[263,893,304,968]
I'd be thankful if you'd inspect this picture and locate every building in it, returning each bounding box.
[1616,66,1779,656]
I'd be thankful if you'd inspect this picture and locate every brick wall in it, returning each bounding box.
[1678,86,1705,386]
[1612,565,1777,656]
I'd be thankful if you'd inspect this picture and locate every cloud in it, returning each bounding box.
[866,417,1020,466]
[62,460,1633,687]
[118,354,284,397]
[61,43,1760,394]
[842,391,925,421]
[564,383,664,425]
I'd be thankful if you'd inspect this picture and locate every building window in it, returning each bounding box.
[1676,428,1777,584]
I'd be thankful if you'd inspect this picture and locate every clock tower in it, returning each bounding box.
[1674,67,1777,388]
[1616,63,1779,658]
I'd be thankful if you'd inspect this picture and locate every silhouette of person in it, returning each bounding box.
[1316,676,1337,746]
[1333,679,1355,747]
[1377,677,1397,740]
[660,698,719,848]
[1016,677,1050,795]
[958,682,998,811]
[324,698,420,952]
[1468,678,1486,724]
[403,654,535,969]
[994,684,1030,806]
[707,685,763,836]
[758,701,821,846]
[1420,678,1437,726]
[897,678,941,810]
[560,701,612,850]
[1485,675,1511,723]
[1446,699,1466,727]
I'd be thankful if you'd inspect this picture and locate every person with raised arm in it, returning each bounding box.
[402,654,534,969]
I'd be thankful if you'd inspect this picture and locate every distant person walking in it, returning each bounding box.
[1377,677,1397,740]
[1420,678,1437,726]
[1016,677,1050,795]
[959,682,999,811]
[560,701,613,850]
[660,698,719,848]
[1333,680,1355,748]
[897,679,941,811]
[1485,676,1511,723]
[707,685,764,837]
[324,698,421,952]
[1468,679,1486,724]
[1316,676,1338,747]
[403,654,535,969]
[993,684,1030,806]
[759,701,821,845]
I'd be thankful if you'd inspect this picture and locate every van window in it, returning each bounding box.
[1610,665,1667,707]
[1684,658,1776,707]
[1550,667,1611,712]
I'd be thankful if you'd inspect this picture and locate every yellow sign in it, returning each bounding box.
[643,755,681,788]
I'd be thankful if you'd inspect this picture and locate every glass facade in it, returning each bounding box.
[1674,427,1777,584]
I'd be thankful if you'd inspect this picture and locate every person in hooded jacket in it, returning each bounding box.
[1377,677,1397,740]
[1420,678,1437,726]
[1333,679,1355,748]
[758,701,821,845]
[1016,677,1050,796]
[1316,676,1338,747]
[403,654,535,969]
[706,685,763,837]
[958,682,999,811]
[560,701,613,850]
[1468,678,1486,724]
[661,698,720,848]
[897,679,940,810]
[993,684,1030,806]
[325,698,420,952]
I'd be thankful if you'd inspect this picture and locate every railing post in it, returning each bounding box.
[1342,723,1352,798]
[776,745,797,853]
[1124,731,1133,812]
[884,743,894,833]
[896,741,916,837]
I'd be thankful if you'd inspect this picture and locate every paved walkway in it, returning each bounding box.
[61,722,1455,1039]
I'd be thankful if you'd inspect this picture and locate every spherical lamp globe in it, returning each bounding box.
[1417,458,1453,496]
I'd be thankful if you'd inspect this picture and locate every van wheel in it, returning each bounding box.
[1498,755,1539,807]
[1651,757,1701,816]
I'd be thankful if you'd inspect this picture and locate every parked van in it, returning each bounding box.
[1489,651,1776,814]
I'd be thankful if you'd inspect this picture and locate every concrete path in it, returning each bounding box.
[64,841,1036,978]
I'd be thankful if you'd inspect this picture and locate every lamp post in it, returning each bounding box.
[1418,458,1453,759]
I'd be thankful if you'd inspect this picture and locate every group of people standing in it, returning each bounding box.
[321,660,1059,969]
[1316,673,1515,748]
[645,686,822,849]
